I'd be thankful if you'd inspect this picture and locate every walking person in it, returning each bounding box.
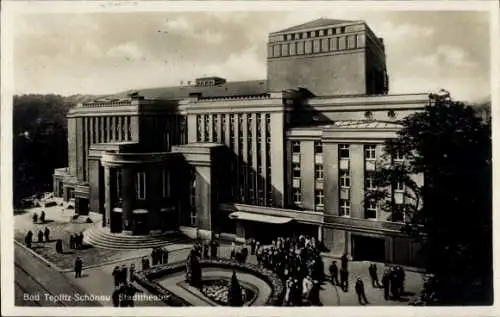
[203,243,209,259]
[74,257,83,278]
[329,260,339,285]
[355,278,369,305]
[25,231,33,248]
[341,252,349,270]
[121,265,128,284]
[32,213,38,223]
[55,239,63,253]
[129,263,135,282]
[40,210,46,223]
[210,239,219,258]
[78,232,84,248]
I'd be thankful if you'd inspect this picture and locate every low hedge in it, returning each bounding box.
[132,258,285,306]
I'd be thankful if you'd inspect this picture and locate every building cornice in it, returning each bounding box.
[267,48,365,61]
[101,152,181,167]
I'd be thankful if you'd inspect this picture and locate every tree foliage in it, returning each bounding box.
[365,91,492,305]
[13,94,73,205]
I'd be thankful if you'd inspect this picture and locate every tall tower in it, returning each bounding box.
[267,18,389,96]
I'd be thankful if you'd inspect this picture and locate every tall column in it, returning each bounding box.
[121,167,135,235]
[148,165,163,233]
[195,166,213,240]
[350,144,365,219]
[103,167,111,228]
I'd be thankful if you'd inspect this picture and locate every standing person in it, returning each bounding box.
[69,234,74,249]
[203,243,209,259]
[250,238,256,255]
[397,266,405,294]
[341,253,349,270]
[210,239,219,258]
[241,244,249,263]
[112,286,121,307]
[340,268,349,292]
[369,263,381,288]
[151,248,157,266]
[121,265,128,284]
[329,260,339,285]
[112,266,121,286]
[44,227,50,242]
[78,232,84,248]
[162,248,169,265]
[37,230,44,243]
[390,267,399,299]
[381,269,391,301]
[55,239,63,253]
[32,213,38,223]
[74,257,83,278]
[25,231,33,248]
[141,257,147,271]
[40,210,46,223]
[355,278,369,305]
[129,263,135,282]
[122,282,143,307]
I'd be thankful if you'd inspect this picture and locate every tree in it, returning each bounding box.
[227,270,243,306]
[365,90,492,305]
[13,94,73,206]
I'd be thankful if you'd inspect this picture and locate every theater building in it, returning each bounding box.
[54,18,426,266]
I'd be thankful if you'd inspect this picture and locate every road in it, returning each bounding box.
[14,244,102,307]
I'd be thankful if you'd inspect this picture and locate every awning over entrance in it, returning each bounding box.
[229,211,293,224]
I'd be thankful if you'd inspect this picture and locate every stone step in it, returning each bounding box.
[83,225,191,250]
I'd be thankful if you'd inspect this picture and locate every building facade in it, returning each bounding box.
[54,18,427,266]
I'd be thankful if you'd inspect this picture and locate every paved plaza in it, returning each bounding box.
[15,202,424,306]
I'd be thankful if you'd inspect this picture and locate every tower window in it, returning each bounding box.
[364,145,376,160]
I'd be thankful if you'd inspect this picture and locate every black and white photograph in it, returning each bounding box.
[1,0,498,315]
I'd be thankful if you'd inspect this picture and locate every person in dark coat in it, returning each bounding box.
[78,232,84,248]
[40,210,46,223]
[390,267,399,299]
[341,253,349,270]
[210,240,219,258]
[340,268,349,292]
[121,265,128,284]
[112,266,121,286]
[141,257,147,271]
[396,266,405,294]
[250,238,256,255]
[55,239,63,253]
[203,243,209,258]
[44,227,50,242]
[32,213,38,223]
[162,248,169,264]
[69,234,75,249]
[144,258,150,270]
[381,269,391,300]
[369,263,381,288]
[355,278,369,305]
[25,231,33,248]
[329,260,339,285]
[112,286,121,307]
[74,257,83,278]
[37,230,44,243]
[151,248,157,266]
[121,283,143,307]
[129,263,135,282]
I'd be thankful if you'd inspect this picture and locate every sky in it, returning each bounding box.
[12,9,492,102]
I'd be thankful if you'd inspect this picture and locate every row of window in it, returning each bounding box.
[269,35,364,58]
[84,115,133,145]
[281,26,347,42]
[115,169,170,202]
[196,113,274,207]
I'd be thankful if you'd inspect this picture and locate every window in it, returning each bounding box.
[364,111,373,120]
[339,144,350,158]
[315,30,320,37]
[293,188,302,204]
[340,171,350,188]
[297,33,302,40]
[365,173,376,190]
[162,169,169,198]
[315,189,324,208]
[292,163,301,178]
[116,170,122,199]
[136,172,146,200]
[340,199,350,216]
[315,164,324,180]
[292,141,301,153]
[190,178,196,225]
[396,180,405,191]
[394,149,404,161]
[196,115,202,141]
[315,141,322,153]
[365,202,377,219]
[365,145,376,160]
[305,41,312,54]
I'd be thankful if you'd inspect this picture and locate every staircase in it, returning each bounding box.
[83,225,191,250]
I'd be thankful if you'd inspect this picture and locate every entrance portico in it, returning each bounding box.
[101,151,181,235]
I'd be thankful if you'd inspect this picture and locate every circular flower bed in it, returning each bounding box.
[200,278,256,306]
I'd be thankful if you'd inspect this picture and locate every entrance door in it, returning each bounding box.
[77,198,89,216]
[110,211,122,233]
[352,235,386,262]
[134,213,149,235]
